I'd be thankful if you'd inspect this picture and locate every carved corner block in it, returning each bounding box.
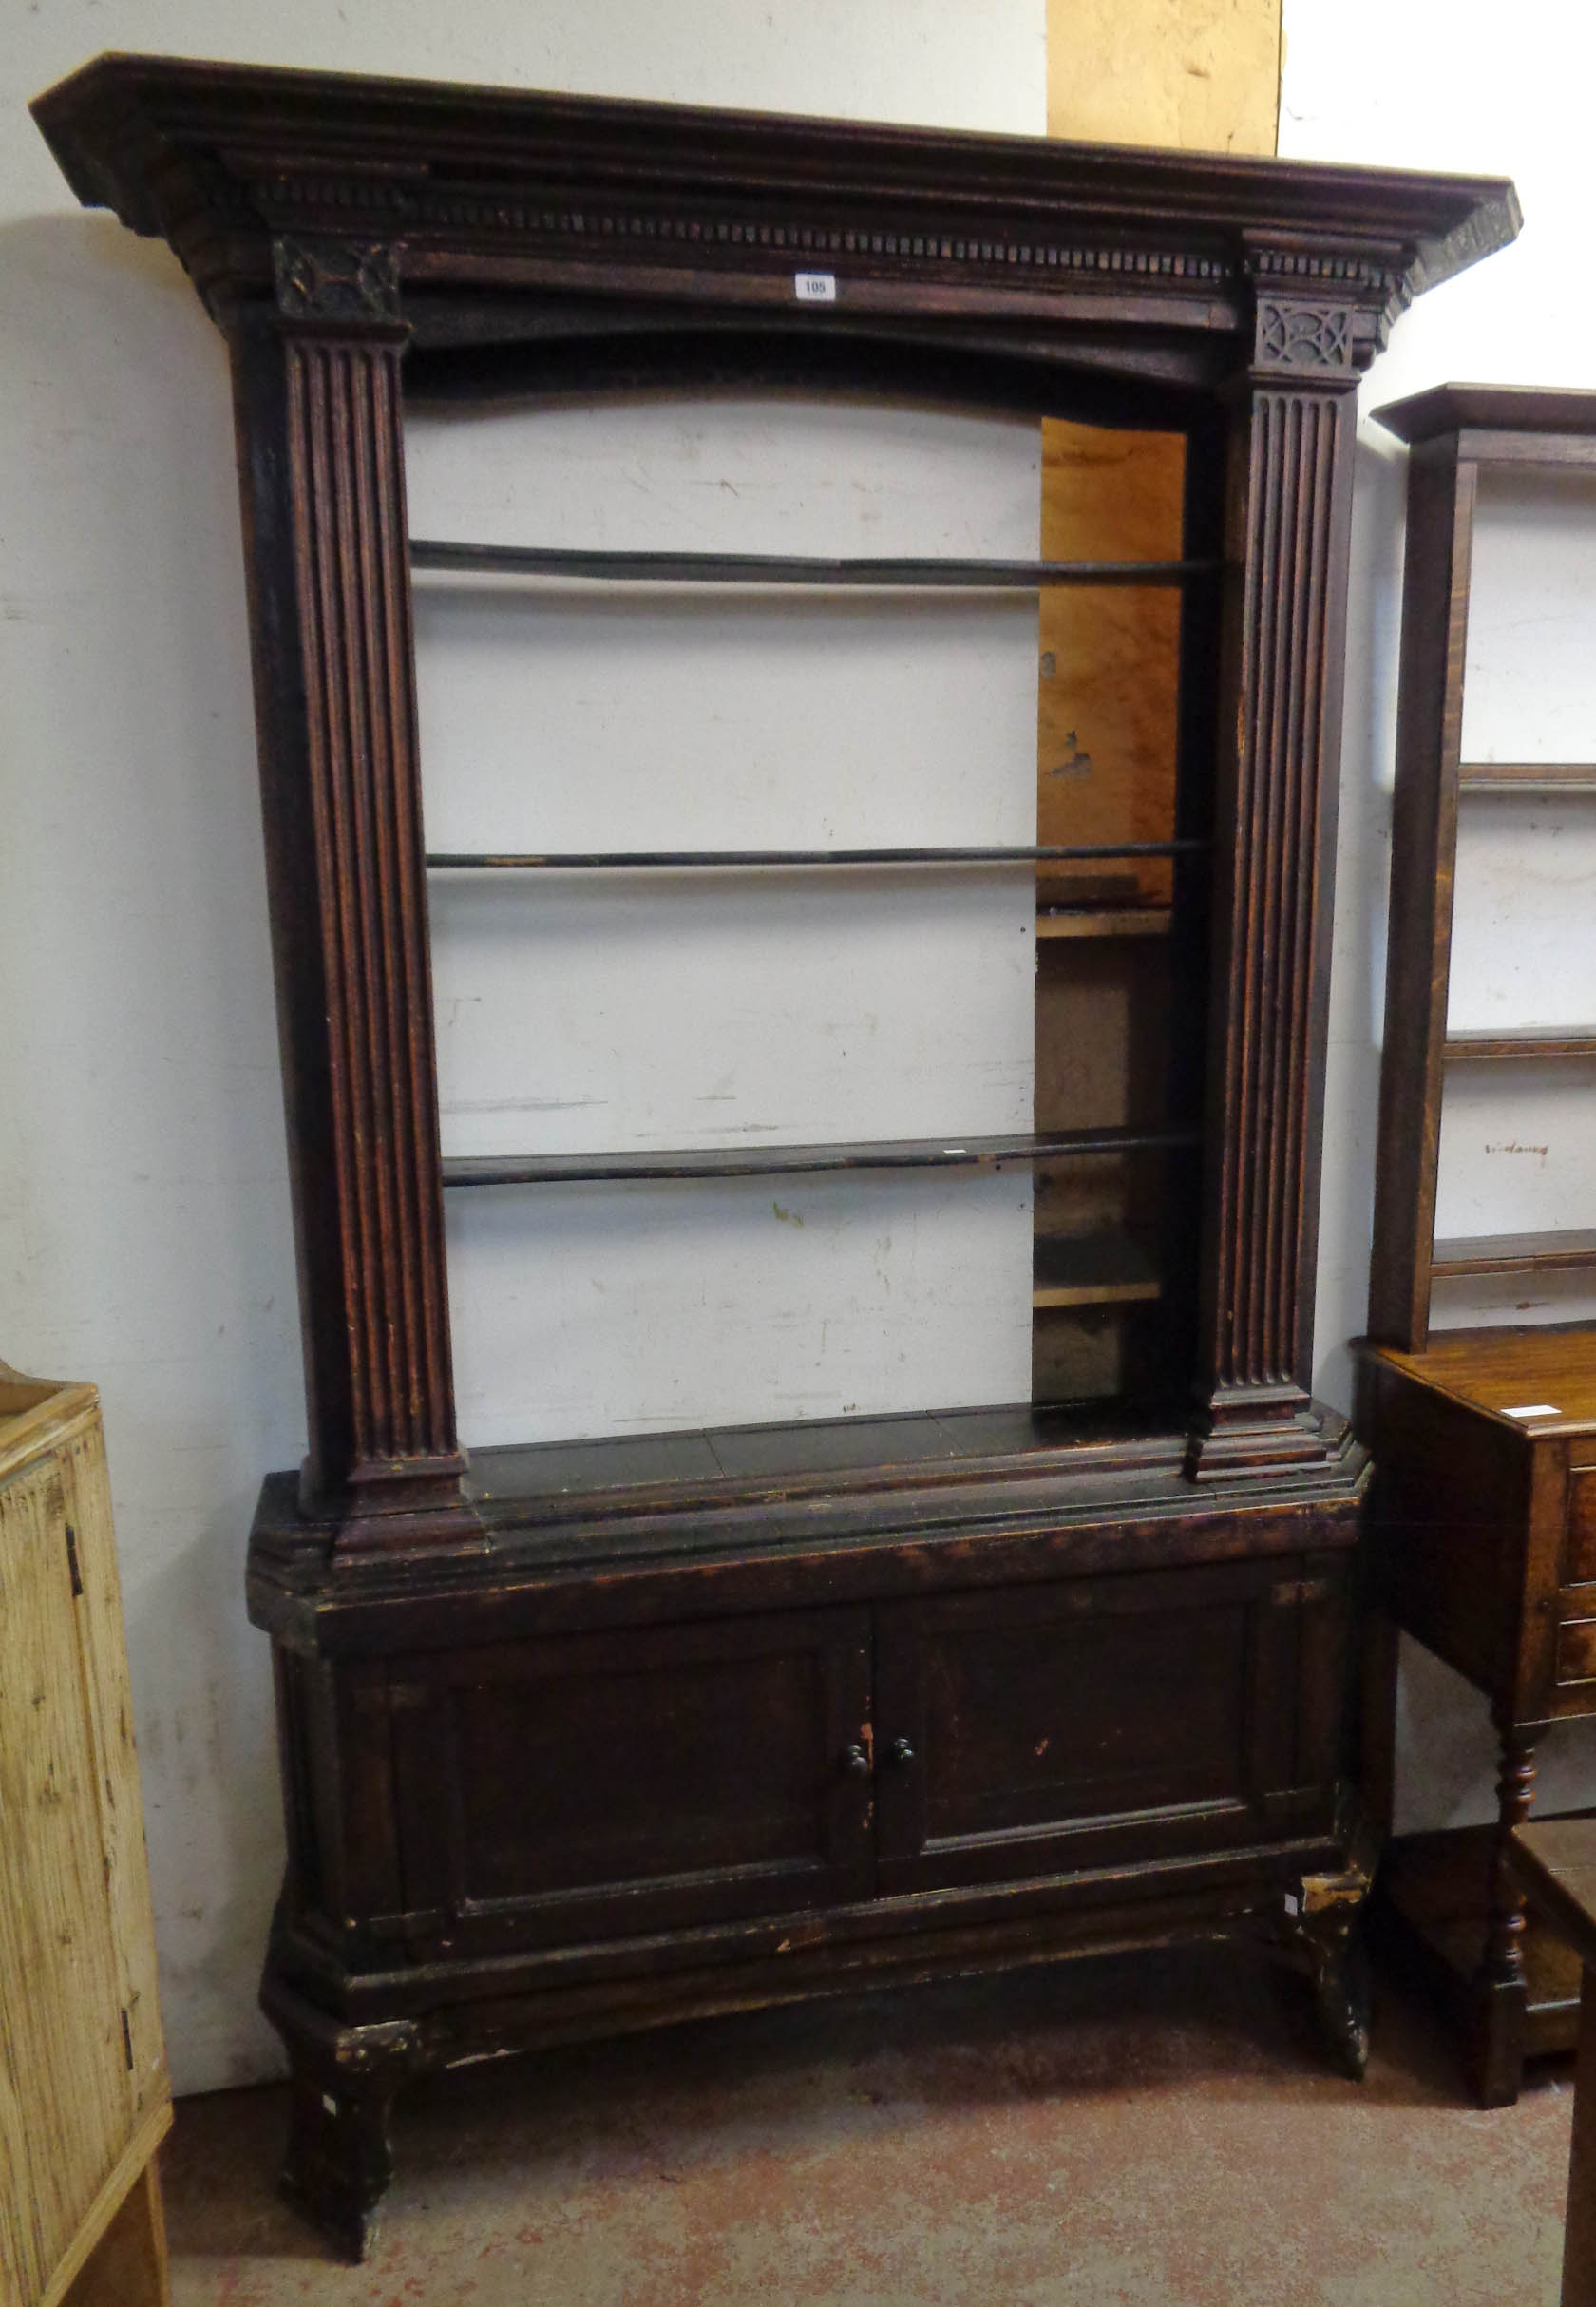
[1254,297,1357,373]
[274,235,405,327]
[1243,239,1395,380]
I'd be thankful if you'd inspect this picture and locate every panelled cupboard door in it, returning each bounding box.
[392,1607,875,1955]
[872,1562,1347,1897]
[0,1459,132,2306]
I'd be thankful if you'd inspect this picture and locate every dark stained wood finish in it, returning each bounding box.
[1433,1229,1596,1278]
[441,1125,1197,1190]
[31,55,1517,334]
[1359,402,1596,2103]
[1366,433,1474,1350]
[1368,385,1596,1352]
[1379,385,1596,445]
[427,843,1204,868]
[390,1610,875,1957]
[1190,361,1357,1475]
[1358,1326,1596,2102]
[230,321,466,1530]
[32,54,1519,2256]
[1444,1028,1596,1062]
[411,539,1217,586]
[871,1558,1344,1897]
[1377,1821,1585,2069]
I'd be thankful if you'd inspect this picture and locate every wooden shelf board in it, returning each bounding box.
[442,1124,1198,1189]
[428,843,1205,871]
[1033,1231,1161,1308]
[1444,1027,1596,1062]
[1037,907,1172,941]
[1378,1821,1588,2052]
[1460,763,1596,794]
[462,1398,1185,1516]
[410,538,1219,588]
[1432,1229,1596,1277]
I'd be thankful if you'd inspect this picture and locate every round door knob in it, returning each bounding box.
[842,1743,871,1777]
[890,1736,917,1768]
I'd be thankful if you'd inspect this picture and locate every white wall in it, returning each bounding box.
[1282,0,1596,1828]
[410,397,1040,1446]
[0,0,1045,2094]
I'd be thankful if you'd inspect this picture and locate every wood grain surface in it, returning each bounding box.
[0,1364,170,2307]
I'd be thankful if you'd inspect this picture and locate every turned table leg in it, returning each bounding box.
[1473,1717,1536,2108]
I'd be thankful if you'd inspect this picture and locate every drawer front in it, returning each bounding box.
[1567,1469,1596,1588]
[1557,1617,1596,1687]
[391,1607,874,1956]
[1549,1462,1596,1705]
[872,1558,1346,1897]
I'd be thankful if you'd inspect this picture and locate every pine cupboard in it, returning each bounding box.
[30,54,1518,2255]
[0,1361,170,2307]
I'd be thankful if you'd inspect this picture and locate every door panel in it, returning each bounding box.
[0,1462,131,2301]
[393,1606,873,1954]
[874,1560,1336,1897]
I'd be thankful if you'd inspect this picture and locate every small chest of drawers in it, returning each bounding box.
[1358,1324,1596,2104]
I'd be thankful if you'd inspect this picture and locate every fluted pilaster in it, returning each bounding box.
[231,259,465,1532]
[1189,303,1360,1478]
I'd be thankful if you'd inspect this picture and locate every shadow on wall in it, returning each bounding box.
[1310,426,1405,1426]
[0,207,304,2091]
[124,1498,290,2090]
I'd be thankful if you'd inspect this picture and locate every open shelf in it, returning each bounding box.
[1443,1027,1596,1062]
[410,538,1220,589]
[1431,1228,1596,1277]
[1036,906,1171,941]
[441,1124,1198,1190]
[1032,1231,1160,1308]
[427,842,1206,871]
[1459,762,1596,795]
[1375,1822,1586,2065]
[461,1396,1183,1523]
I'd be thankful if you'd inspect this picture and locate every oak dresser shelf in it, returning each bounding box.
[1459,763,1596,795]
[1442,1029,1596,1063]
[1430,1228,1596,1278]
[30,52,1518,2257]
[1361,384,1596,2109]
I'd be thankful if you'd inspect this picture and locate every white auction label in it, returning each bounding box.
[794,271,837,303]
[1502,1403,1562,1420]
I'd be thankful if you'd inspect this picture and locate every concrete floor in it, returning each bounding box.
[162,1948,1573,2305]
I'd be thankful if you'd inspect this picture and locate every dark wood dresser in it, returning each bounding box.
[31,53,1518,2253]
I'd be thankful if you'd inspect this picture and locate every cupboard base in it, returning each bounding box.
[250,1413,1373,2257]
[263,1840,1374,2260]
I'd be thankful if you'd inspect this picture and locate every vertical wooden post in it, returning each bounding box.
[1189,284,1363,1478]
[229,239,466,1536]
[1367,436,1476,1350]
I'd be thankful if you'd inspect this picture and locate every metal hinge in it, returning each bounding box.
[64,1522,84,1598]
